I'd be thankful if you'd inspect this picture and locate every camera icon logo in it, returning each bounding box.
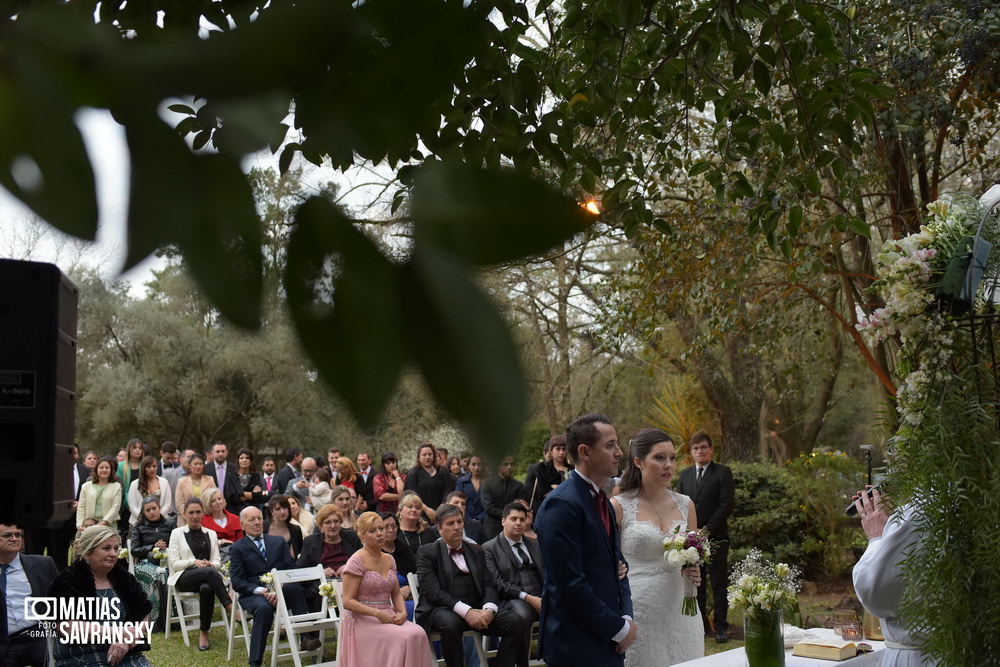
[24,597,57,621]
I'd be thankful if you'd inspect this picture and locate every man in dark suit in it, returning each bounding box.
[484,503,544,662]
[274,448,303,494]
[229,507,319,667]
[535,413,635,667]
[415,504,529,667]
[32,444,89,569]
[676,431,736,643]
[445,491,486,544]
[0,522,58,667]
[354,451,376,511]
[209,442,238,501]
[481,456,529,540]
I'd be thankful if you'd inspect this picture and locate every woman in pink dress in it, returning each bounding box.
[339,512,433,667]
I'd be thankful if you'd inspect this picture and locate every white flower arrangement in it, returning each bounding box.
[857,195,1000,436]
[150,547,166,561]
[259,572,274,591]
[118,547,129,560]
[728,549,800,621]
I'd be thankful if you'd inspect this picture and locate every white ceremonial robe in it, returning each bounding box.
[853,503,938,667]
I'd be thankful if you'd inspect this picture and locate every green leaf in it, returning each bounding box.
[688,160,713,177]
[0,74,98,240]
[285,197,404,428]
[846,216,870,238]
[412,162,593,265]
[753,60,771,96]
[178,154,263,329]
[788,205,803,236]
[401,247,527,458]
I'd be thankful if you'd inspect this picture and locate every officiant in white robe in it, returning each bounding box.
[852,491,938,666]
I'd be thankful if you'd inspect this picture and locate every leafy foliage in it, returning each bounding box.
[0,0,594,458]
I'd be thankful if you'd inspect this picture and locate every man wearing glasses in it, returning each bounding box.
[0,523,58,667]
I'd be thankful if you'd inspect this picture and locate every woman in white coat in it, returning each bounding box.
[76,456,123,530]
[128,455,173,525]
[167,498,233,651]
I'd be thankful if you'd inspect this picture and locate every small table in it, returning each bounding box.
[673,628,885,666]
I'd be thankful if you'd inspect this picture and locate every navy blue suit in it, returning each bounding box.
[229,534,306,666]
[535,472,632,667]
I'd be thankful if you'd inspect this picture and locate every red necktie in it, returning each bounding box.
[595,490,611,535]
[266,476,272,492]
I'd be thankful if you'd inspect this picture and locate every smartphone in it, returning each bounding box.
[844,485,882,516]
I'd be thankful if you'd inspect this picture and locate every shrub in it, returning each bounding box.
[785,451,866,581]
[729,462,808,569]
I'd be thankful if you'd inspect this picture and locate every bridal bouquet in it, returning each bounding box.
[663,526,711,615]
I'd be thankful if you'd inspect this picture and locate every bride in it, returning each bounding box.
[612,428,704,666]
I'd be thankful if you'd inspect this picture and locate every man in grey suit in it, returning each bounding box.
[484,503,544,663]
[0,522,59,667]
[676,432,735,643]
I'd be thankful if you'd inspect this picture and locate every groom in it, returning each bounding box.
[535,413,635,667]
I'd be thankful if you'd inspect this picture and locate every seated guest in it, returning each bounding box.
[287,495,315,537]
[483,503,545,660]
[225,448,264,515]
[167,498,233,651]
[379,511,416,619]
[129,497,175,630]
[264,494,303,559]
[201,488,243,558]
[445,491,486,544]
[0,521,58,667]
[332,485,358,530]
[76,456,123,530]
[415,504,529,667]
[48,525,152,667]
[230,508,319,667]
[398,491,437,560]
[296,504,361,579]
[338,512,432,667]
[127,455,173,525]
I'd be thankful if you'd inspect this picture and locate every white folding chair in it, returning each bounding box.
[269,565,339,667]
[125,538,136,574]
[226,589,253,661]
[164,579,230,647]
[407,572,488,667]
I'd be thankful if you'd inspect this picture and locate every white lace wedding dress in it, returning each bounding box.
[619,490,704,666]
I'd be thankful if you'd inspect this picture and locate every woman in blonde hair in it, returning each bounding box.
[338,512,432,667]
[174,453,217,527]
[48,525,153,666]
[397,491,437,560]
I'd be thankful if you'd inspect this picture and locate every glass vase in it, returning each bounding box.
[744,609,784,667]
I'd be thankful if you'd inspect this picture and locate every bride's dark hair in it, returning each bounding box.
[619,428,674,494]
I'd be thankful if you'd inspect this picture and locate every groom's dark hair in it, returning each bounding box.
[565,413,613,463]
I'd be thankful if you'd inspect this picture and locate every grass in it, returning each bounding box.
[145,581,857,665]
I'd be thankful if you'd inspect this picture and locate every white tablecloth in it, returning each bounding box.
[673,627,884,666]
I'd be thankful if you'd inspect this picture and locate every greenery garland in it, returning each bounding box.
[859,194,1000,663]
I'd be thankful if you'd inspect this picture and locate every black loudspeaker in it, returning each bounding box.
[0,259,78,528]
